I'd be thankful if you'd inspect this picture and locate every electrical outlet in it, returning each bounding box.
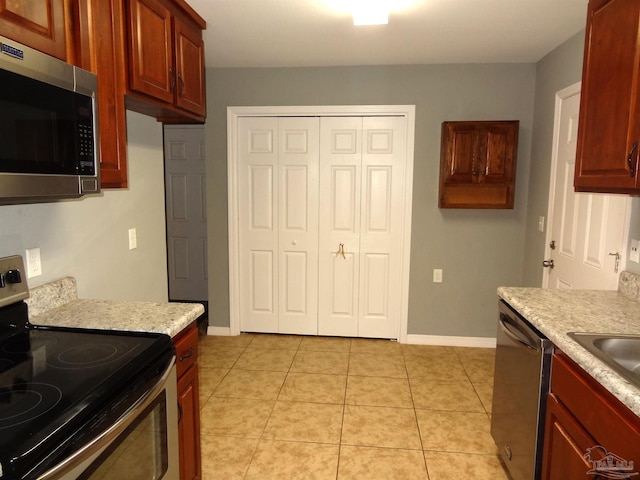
[631,239,640,263]
[433,269,443,283]
[538,216,545,233]
[128,228,137,250]
[25,248,42,278]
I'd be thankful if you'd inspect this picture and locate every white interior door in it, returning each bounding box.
[544,83,631,290]
[164,125,208,302]
[228,105,415,341]
[238,117,279,332]
[278,117,320,334]
[358,116,405,338]
[318,117,362,336]
[318,116,405,338]
[238,117,320,334]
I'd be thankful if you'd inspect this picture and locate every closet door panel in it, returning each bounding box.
[318,117,362,337]
[358,117,406,339]
[278,117,319,334]
[238,117,279,333]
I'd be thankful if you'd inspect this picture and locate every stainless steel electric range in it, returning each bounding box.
[0,255,179,479]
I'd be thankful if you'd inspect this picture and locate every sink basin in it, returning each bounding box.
[567,333,640,388]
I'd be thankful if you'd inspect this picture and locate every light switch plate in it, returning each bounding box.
[631,239,640,263]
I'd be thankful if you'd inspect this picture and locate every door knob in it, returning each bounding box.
[542,259,554,269]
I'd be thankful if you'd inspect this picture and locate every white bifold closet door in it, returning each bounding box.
[318,116,405,338]
[237,115,405,339]
[238,117,319,335]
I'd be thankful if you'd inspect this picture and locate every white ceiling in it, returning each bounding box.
[185,0,589,68]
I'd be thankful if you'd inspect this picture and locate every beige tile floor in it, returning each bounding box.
[197,334,510,480]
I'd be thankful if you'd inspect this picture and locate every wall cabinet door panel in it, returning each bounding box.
[574,0,640,192]
[0,0,67,60]
[128,0,174,104]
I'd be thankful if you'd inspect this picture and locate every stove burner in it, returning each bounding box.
[49,341,138,369]
[0,383,63,430]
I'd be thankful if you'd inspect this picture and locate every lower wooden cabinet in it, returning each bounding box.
[542,352,640,479]
[173,324,202,480]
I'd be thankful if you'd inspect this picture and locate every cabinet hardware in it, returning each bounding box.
[336,243,346,259]
[179,347,194,361]
[542,259,554,268]
[550,240,556,250]
[628,142,637,177]
[169,67,175,93]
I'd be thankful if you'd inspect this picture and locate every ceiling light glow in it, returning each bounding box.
[352,0,389,26]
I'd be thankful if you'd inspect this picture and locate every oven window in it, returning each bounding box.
[80,392,169,480]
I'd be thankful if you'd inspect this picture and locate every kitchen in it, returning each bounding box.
[1,0,640,479]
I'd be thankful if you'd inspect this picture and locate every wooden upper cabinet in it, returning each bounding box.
[174,16,205,117]
[574,0,640,193]
[439,120,519,209]
[126,0,206,120]
[128,0,174,104]
[0,0,68,61]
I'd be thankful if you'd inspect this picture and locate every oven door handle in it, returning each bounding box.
[499,314,539,352]
[37,356,176,480]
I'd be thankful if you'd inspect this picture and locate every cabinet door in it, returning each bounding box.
[174,16,205,116]
[177,364,201,480]
[79,0,129,188]
[481,123,518,185]
[574,0,640,192]
[128,0,174,104]
[441,123,480,184]
[0,0,67,60]
[542,394,598,480]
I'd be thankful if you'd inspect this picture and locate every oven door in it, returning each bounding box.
[39,358,179,480]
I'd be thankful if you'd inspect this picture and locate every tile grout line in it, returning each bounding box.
[401,348,432,478]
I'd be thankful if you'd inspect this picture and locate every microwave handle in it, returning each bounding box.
[37,357,176,480]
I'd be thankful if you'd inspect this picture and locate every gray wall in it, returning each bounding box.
[522,30,640,284]
[205,64,537,338]
[0,111,169,302]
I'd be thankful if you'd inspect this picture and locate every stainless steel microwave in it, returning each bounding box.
[0,35,100,204]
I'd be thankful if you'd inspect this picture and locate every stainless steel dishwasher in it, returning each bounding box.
[491,300,553,480]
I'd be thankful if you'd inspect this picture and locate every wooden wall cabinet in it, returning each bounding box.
[574,0,640,193]
[439,120,519,209]
[76,0,206,188]
[126,0,206,121]
[542,352,640,479]
[0,0,70,61]
[173,323,202,480]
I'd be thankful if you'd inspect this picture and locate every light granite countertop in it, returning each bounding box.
[26,277,204,338]
[498,286,640,417]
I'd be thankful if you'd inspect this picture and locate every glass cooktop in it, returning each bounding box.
[0,303,174,479]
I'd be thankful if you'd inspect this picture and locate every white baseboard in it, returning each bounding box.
[405,334,496,348]
[207,326,231,336]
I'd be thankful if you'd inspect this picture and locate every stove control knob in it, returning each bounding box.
[6,269,22,284]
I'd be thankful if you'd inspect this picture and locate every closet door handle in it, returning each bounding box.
[628,141,638,177]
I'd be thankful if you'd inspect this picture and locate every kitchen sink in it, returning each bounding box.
[567,333,640,388]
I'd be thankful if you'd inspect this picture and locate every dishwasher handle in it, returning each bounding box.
[499,313,539,352]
